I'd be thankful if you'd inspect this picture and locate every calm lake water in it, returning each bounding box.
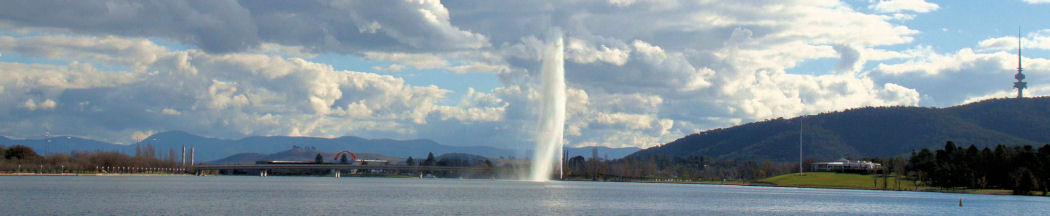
[2,176,1048,215]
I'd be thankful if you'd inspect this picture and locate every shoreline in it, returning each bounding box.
[1,173,1031,196]
[560,178,1023,196]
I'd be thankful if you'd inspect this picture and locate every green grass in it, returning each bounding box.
[759,172,1020,195]
[758,172,918,190]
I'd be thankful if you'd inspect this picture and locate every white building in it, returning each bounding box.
[810,158,882,172]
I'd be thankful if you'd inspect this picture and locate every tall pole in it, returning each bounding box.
[190,147,195,166]
[799,115,803,176]
[181,145,186,167]
[45,130,50,156]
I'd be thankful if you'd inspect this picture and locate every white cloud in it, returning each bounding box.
[870,44,1050,106]
[373,64,406,72]
[0,33,497,144]
[448,63,509,74]
[20,99,56,111]
[161,108,181,116]
[363,52,449,69]
[869,0,940,13]
[130,130,156,143]
[1022,0,1050,4]
[565,38,631,66]
[593,112,654,129]
[22,99,37,110]
[977,29,1050,52]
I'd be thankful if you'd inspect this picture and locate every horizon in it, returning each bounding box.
[1,0,1049,150]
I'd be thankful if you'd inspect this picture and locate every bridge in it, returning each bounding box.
[192,149,492,177]
[193,164,491,177]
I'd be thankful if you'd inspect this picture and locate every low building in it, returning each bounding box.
[810,158,882,173]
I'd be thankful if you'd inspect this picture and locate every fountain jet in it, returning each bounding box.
[529,33,566,182]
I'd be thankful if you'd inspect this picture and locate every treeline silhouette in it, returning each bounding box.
[907,141,1050,195]
[564,154,795,181]
[0,144,182,173]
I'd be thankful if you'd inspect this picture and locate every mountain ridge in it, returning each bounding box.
[0,131,641,162]
[629,97,1050,161]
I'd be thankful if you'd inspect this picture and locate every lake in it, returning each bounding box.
[1,176,1048,215]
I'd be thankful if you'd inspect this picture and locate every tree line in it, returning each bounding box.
[907,141,1050,195]
[562,140,1050,196]
[563,154,795,182]
[1,144,183,173]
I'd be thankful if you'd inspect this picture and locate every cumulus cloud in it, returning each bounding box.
[978,30,1050,51]
[0,33,499,144]
[869,43,1050,106]
[0,0,488,53]
[565,37,631,66]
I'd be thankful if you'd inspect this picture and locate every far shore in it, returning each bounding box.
[0,173,194,177]
[559,175,1021,196]
[0,172,1030,196]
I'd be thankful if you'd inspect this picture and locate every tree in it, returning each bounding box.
[4,145,41,161]
[1012,167,1039,195]
[406,157,415,166]
[340,154,349,164]
[423,152,436,166]
[315,153,324,164]
[907,148,935,186]
[1038,144,1050,195]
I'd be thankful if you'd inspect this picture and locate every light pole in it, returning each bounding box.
[799,98,804,177]
[44,130,50,156]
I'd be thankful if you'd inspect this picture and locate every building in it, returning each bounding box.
[810,158,882,173]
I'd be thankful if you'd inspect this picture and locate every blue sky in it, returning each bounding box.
[0,0,1048,150]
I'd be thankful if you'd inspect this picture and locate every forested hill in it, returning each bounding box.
[629,97,1050,162]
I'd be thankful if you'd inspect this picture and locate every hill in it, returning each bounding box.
[209,147,404,164]
[629,97,1050,161]
[564,146,641,159]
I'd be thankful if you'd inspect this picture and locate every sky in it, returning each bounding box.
[1,0,1049,150]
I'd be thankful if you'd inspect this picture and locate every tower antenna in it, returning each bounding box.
[1014,26,1027,99]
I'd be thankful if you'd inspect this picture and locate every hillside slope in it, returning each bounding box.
[630,97,1050,161]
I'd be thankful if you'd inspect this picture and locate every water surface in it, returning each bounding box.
[2,176,1047,215]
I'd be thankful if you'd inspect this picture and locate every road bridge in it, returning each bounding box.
[194,164,490,177]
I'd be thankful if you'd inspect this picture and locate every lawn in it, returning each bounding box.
[758,172,918,190]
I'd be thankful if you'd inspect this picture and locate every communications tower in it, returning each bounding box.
[1014,29,1027,99]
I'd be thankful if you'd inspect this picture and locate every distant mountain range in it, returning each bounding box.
[1,131,642,162]
[0,131,518,161]
[564,146,641,160]
[210,147,405,164]
[629,97,1050,162]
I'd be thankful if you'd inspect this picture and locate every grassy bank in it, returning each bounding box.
[758,172,915,189]
[757,172,1014,195]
